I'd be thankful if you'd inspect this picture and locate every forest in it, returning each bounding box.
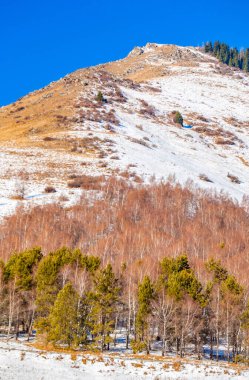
[1,177,249,361]
[204,41,249,72]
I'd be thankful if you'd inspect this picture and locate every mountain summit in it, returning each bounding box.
[0,44,249,217]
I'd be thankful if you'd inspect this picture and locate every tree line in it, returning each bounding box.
[204,41,249,72]
[1,177,249,280]
[1,245,249,362]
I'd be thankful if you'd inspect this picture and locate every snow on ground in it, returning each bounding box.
[107,83,249,201]
[1,44,249,219]
[72,59,249,202]
[101,53,249,202]
[0,146,99,219]
[0,339,248,380]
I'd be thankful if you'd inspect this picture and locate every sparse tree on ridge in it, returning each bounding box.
[204,40,249,72]
[243,48,249,72]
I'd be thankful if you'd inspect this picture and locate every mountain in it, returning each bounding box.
[1,43,249,218]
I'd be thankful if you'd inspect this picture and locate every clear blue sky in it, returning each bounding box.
[1,0,249,106]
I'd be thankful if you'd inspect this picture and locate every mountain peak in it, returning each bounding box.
[127,42,166,57]
[0,42,249,218]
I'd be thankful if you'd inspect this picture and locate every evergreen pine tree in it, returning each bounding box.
[3,248,43,338]
[89,264,120,351]
[231,48,239,67]
[243,48,249,72]
[4,247,42,291]
[213,41,221,57]
[173,111,183,126]
[219,43,230,64]
[35,247,72,333]
[96,91,105,102]
[204,41,213,53]
[48,282,80,347]
[134,275,155,354]
[204,40,249,73]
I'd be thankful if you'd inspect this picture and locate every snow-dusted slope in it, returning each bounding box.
[105,68,249,199]
[75,44,249,200]
[0,340,248,380]
[0,43,249,218]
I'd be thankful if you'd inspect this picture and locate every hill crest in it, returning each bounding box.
[0,43,249,218]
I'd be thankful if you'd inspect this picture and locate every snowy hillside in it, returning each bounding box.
[0,43,249,218]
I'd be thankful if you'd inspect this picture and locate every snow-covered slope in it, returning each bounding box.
[1,43,249,218]
[0,340,248,380]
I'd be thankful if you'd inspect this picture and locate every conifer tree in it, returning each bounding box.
[3,248,42,337]
[221,275,243,361]
[48,282,80,347]
[4,247,42,290]
[35,247,72,333]
[213,41,221,57]
[173,111,183,126]
[231,48,239,67]
[134,275,155,354]
[205,40,249,73]
[160,255,205,357]
[204,41,213,53]
[96,91,104,102]
[35,248,100,337]
[206,258,229,361]
[89,264,120,351]
[219,43,230,64]
[243,48,249,72]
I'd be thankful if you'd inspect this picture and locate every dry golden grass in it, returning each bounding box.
[237,156,249,167]
[0,68,92,149]
[82,357,87,364]
[172,61,199,68]
[70,352,77,361]
[10,195,24,201]
[0,89,68,143]
[105,45,186,82]
[172,360,182,371]
[131,362,143,368]
[28,341,249,376]
[126,66,166,82]
[0,43,204,155]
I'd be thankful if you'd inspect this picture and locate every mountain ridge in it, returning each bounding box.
[0,43,249,218]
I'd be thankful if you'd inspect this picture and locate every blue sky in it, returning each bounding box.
[1,0,249,106]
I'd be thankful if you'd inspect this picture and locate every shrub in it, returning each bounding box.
[234,354,249,364]
[15,106,25,112]
[130,340,147,354]
[67,175,104,190]
[129,137,150,148]
[95,91,105,102]
[139,99,156,117]
[67,179,82,188]
[215,137,235,145]
[172,111,183,126]
[71,353,77,361]
[199,115,209,122]
[172,361,182,371]
[68,174,78,179]
[43,136,56,142]
[199,174,213,183]
[44,186,56,193]
[227,173,241,184]
[58,195,69,202]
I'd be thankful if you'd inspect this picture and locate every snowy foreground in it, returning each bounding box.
[0,340,249,380]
